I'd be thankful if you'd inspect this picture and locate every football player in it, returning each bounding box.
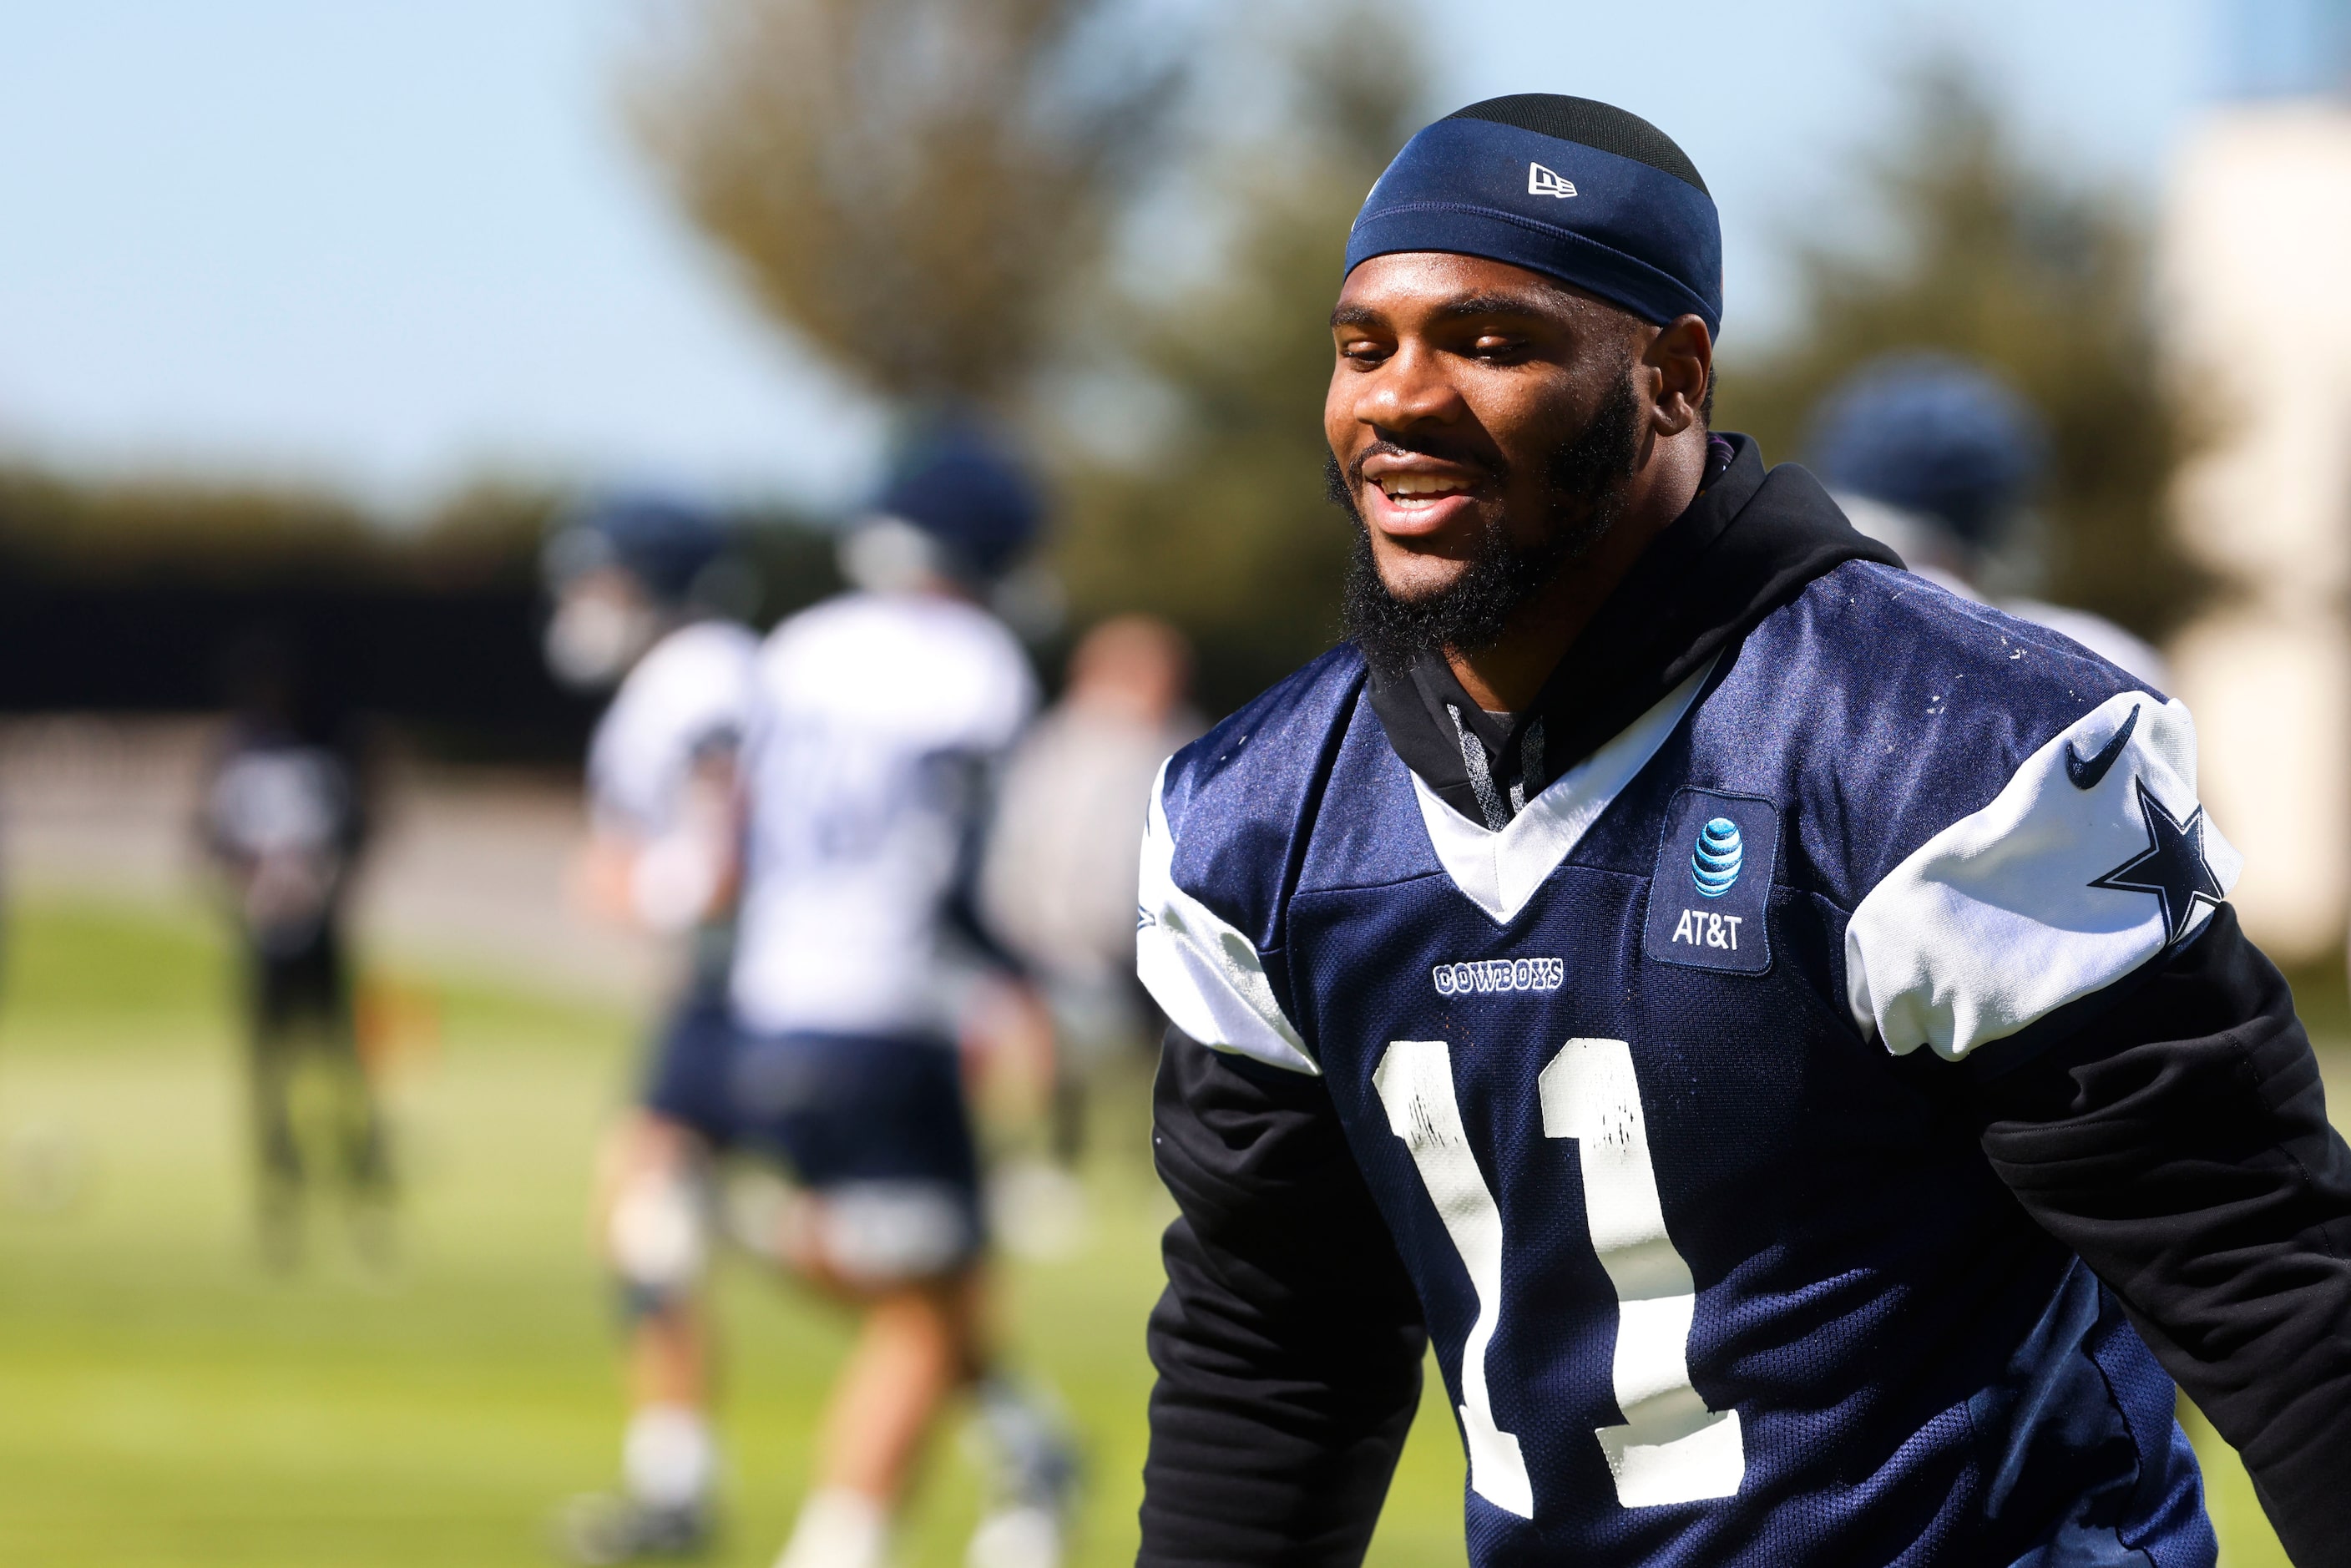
[200,630,388,1266]
[1136,96,2351,1565]
[731,427,1075,1568]
[544,495,759,1565]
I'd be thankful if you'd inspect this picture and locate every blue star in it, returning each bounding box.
[2090,780,2224,946]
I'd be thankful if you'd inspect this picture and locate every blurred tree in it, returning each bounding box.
[1715,63,2204,639]
[1054,3,1423,711]
[628,0,1176,410]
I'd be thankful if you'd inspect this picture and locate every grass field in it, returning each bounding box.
[0,897,1469,1567]
[0,896,2306,1566]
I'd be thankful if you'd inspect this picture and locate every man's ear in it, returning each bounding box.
[1646,316,1714,437]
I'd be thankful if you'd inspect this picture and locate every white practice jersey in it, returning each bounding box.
[731,591,1038,1039]
[587,620,760,838]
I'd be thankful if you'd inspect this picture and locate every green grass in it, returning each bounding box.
[0,897,1468,1567]
[0,897,2308,1565]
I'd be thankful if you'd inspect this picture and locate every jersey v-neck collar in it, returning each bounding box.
[1404,654,1719,924]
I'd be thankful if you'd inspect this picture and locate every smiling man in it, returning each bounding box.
[1134,96,2351,1566]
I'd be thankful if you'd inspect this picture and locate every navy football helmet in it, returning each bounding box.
[1810,354,2048,548]
[869,423,1044,584]
[543,493,731,606]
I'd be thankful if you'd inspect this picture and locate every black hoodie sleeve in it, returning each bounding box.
[1140,1028,1428,1566]
[1973,907,2351,1566]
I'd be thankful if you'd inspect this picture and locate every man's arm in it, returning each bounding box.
[1974,907,2351,1566]
[576,744,742,933]
[1142,1027,1428,1567]
[933,747,1034,979]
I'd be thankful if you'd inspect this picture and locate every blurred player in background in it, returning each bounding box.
[731,426,1075,1568]
[199,630,388,1267]
[1814,352,2171,687]
[983,615,1201,1159]
[543,496,761,1565]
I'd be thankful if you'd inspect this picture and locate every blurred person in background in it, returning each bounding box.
[982,615,1201,1160]
[1814,352,2171,688]
[729,425,1075,1568]
[199,630,388,1267]
[543,495,761,1565]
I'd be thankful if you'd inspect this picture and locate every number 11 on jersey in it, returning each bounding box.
[1374,1036,1745,1519]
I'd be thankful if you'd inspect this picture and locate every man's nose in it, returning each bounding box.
[1352,337,1466,432]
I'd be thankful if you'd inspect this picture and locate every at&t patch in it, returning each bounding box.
[1642,789,1779,975]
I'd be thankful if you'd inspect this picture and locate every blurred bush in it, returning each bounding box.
[0,467,533,587]
[0,468,839,761]
[1716,64,2205,640]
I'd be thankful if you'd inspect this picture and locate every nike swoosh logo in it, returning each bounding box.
[2065,703,2140,791]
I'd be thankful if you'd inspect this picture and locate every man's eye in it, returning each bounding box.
[1472,336,1525,358]
[1340,339,1389,363]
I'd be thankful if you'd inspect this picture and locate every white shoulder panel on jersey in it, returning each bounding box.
[1413,657,1717,925]
[588,620,760,835]
[1845,691,2242,1061]
[1136,760,1319,1076]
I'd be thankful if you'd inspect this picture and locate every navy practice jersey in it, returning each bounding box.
[1138,561,2232,1565]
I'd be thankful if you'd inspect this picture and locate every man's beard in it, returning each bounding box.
[1334,366,1645,679]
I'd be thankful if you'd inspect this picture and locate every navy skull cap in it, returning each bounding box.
[1345,95,1723,339]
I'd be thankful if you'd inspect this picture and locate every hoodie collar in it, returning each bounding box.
[1364,433,1900,826]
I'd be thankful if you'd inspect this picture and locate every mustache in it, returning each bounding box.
[1337,437,1505,495]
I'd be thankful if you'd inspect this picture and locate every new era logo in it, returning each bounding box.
[1528,162,1576,199]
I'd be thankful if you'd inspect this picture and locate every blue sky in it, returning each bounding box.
[0,0,2228,511]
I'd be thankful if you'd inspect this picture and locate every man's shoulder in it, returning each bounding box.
[1748,559,2153,778]
[1722,562,2229,1061]
[759,590,1035,741]
[652,615,761,665]
[1159,644,1368,837]
[1140,646,1366,1075]
[1776,558,2146,710]
[766,589,1019,664]
[622,619,760,711]
[1701,559,2166,902]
